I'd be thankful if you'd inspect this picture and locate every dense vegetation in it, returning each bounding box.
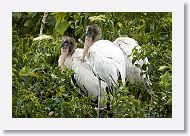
[12,12,172,118]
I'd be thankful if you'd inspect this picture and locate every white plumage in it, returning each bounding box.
[58,26,152,117]
[86,40,126,87]
[82,25,127,117]
[113,36,151,86]
[83,25,126,87]
[58,37,109,109]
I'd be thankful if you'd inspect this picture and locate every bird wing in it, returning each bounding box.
[90,40,125,64]
[113,37,150,83]
[87,51,121,87]
[89,40,126,83]
[60,49,108,109]
[113,37,139,55]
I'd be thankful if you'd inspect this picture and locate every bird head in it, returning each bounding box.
[59,36,76,69]
[82,24,102,62]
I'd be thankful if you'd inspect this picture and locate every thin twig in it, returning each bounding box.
[40,12,49,35]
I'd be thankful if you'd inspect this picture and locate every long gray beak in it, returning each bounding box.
[82,36,92,62]
[59,48,69,70]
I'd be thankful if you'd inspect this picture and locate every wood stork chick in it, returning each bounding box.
[82,25,126,86]
[82,25,126,117]
[58,36,109,111]
[113,37,152,91]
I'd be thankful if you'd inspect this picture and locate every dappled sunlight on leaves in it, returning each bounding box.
[12,12,172,118]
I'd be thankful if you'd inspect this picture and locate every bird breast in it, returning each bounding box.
[86,40,126,85]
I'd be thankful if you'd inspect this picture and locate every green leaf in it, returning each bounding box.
[142,64,147,71]
[158,66,168,71]
[133,100,141,107]
[55,12,66,23]
[55,20,69,35]
[12,12,21,19]
[24,20,31,27]
[166,99,172,106]
[20,66,30,75]
[132,57,137,64]
[160,72,171,83]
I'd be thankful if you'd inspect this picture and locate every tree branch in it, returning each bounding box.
[39,12,49,35]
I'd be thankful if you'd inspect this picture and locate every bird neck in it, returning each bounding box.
[68,45,76,56]
[93,35,101,44]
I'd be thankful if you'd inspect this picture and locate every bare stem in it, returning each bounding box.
[40,12,49,35]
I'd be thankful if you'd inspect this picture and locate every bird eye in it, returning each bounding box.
[61,43,69,49]
[85,31,93,37]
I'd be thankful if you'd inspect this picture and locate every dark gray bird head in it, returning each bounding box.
[85,24,102,42]
[82,24,102,62]
[59,36,76,69]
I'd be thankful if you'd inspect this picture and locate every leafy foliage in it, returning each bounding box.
[12,12,172,118]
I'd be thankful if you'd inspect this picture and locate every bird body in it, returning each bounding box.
[113,37,151,86]
[83,25,126,87]
[82,25,127,116]
[62,49,108,98]
[58,38,108,109]
[85,40,126,87]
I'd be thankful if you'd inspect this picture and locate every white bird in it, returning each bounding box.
[82,25,126,87]
[58,36,109,111]
[113,36,151,90]
[82,25,126,116]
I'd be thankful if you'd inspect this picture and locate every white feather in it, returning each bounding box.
[59,49,108,109]
[113,37,151,85]
[87,40,126,85]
